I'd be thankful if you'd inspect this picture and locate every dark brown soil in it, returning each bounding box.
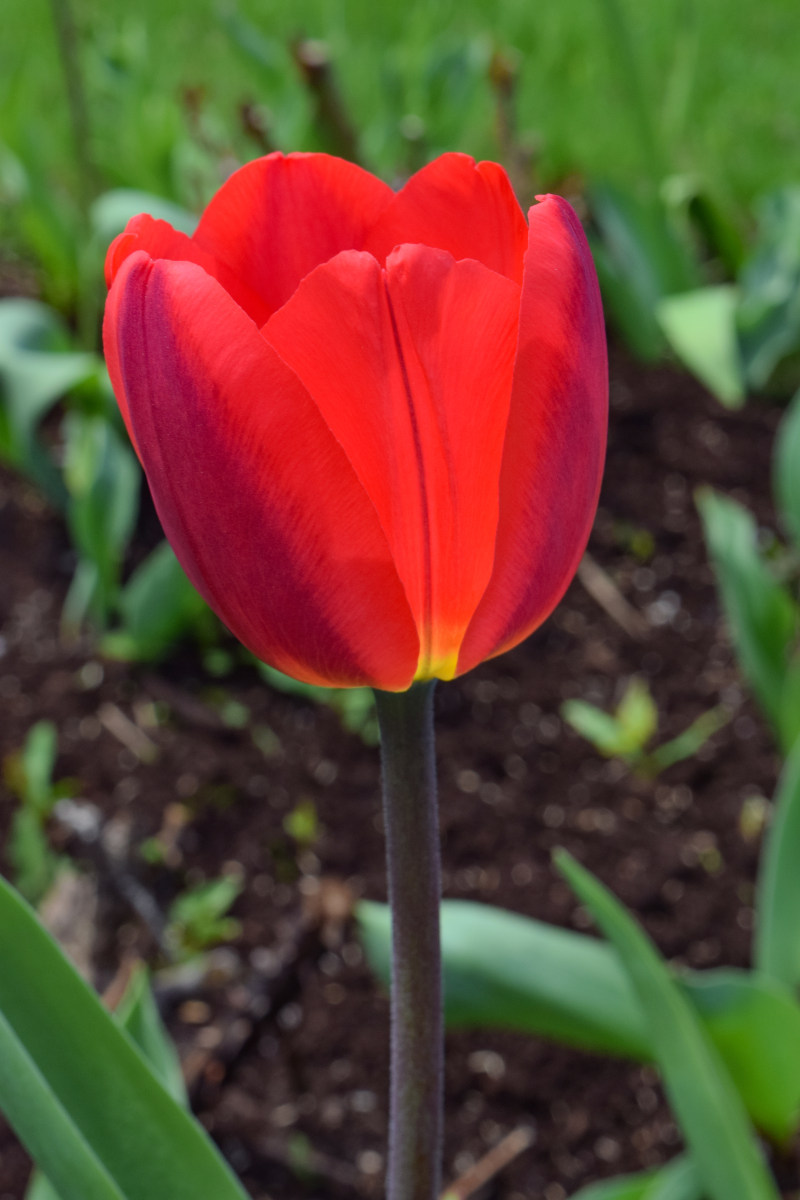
[0,346,798,1200]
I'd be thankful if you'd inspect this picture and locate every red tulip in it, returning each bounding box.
[104,152,607,691]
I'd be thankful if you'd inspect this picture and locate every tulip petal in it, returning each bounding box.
[105,214,277,327]
[104,252,419,689]
[458,195,608,675]
[365,154,528,284]
[264,245,520,679]
[192,152,395,320]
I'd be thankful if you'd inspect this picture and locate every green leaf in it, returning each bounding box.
[615,678,659,752]
[773,387,800,548]
[0,873,249,1200]
[103,540,209,662]
[114,966,186,1106]
[359,899,650,1058]
[570,1155,700,1200]
[738,186,800,391]
[62,414,140,627]
[696,487,798,750]
[657,286,745,408]
[359,899,800,1140]
[555,851,781,1200]
[0,300,99,504]
[649,706,729,774]
[588,183,699,362]
[683,970,800,1143]
[561,699,629,758]
[21,721,58,814]
[25,964,187,1200]
[90,190,197,244]
[755,736,800,990]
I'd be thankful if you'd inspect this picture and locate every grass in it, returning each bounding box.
[2,0,800,308]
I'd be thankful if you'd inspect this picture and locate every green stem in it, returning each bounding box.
[373,681,442,1200]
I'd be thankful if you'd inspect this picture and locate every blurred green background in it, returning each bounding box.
[3,0,799,314]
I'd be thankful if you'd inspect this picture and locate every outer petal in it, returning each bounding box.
[192,152,395,320]
[105,214,273,326]
[103,252,419,689]
[265,245,520,679]
[364,154,529,284]
[457,195,608,674]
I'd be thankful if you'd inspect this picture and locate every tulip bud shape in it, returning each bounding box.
[104,152,607,690]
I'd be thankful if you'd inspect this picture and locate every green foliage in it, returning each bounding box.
[754,737,800,991]
[656,285,745,408]
[358,899,800,1142]
[0,873,249,1200]
[102,540,212,662]
[555,851,781,1200]
[3,721,76,904]
[283,799,320,849]
[166,874,243,959]
[62,411,140,633]
[0,300,102,504]
[697,481,800,754]
[24,964,187,1200]
[570,1157,700,1200]
[562,677,728,777]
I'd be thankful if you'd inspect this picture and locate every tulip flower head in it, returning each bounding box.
[104,153,607,690]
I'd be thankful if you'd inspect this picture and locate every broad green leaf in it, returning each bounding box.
[90,190,197,244]
[556,851,780,1200]
[683,970,800,1142]
[103,540,209,662]
[25,965,187,1200]
[359,899,800,1140]
[657,286,745,408]
[571,1155,700,1200]
[0,873,249,1200]
[755,736,800,989]
[359,899,649,1058]
[773,387,800,548]
[696,487,798,750]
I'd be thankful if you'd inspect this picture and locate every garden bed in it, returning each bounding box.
[0,346,796,1199]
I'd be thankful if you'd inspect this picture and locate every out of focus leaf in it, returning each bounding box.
[738,186,800,391]
[62,413,140,629]
[755,737,800,990]
[358,898,649,1058]
[556,851,781,1200]
[657,286,745,407]
[773,387,800,548]
[684,969,800,1143]
[359,899,800,1140]
[571,1155,700,1200]
[0,300,100,504]
[615,677,658,751]
[0,874,249,1200]
[696,487,798,751]
[103,540,209,662]
[90,190,197,244]
[589,183,700,361]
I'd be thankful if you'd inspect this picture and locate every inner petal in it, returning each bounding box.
[264,245,520,677]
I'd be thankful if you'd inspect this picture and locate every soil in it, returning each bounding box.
[0,344,798,1200]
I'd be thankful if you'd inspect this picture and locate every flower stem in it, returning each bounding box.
[373,680,442,1200]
